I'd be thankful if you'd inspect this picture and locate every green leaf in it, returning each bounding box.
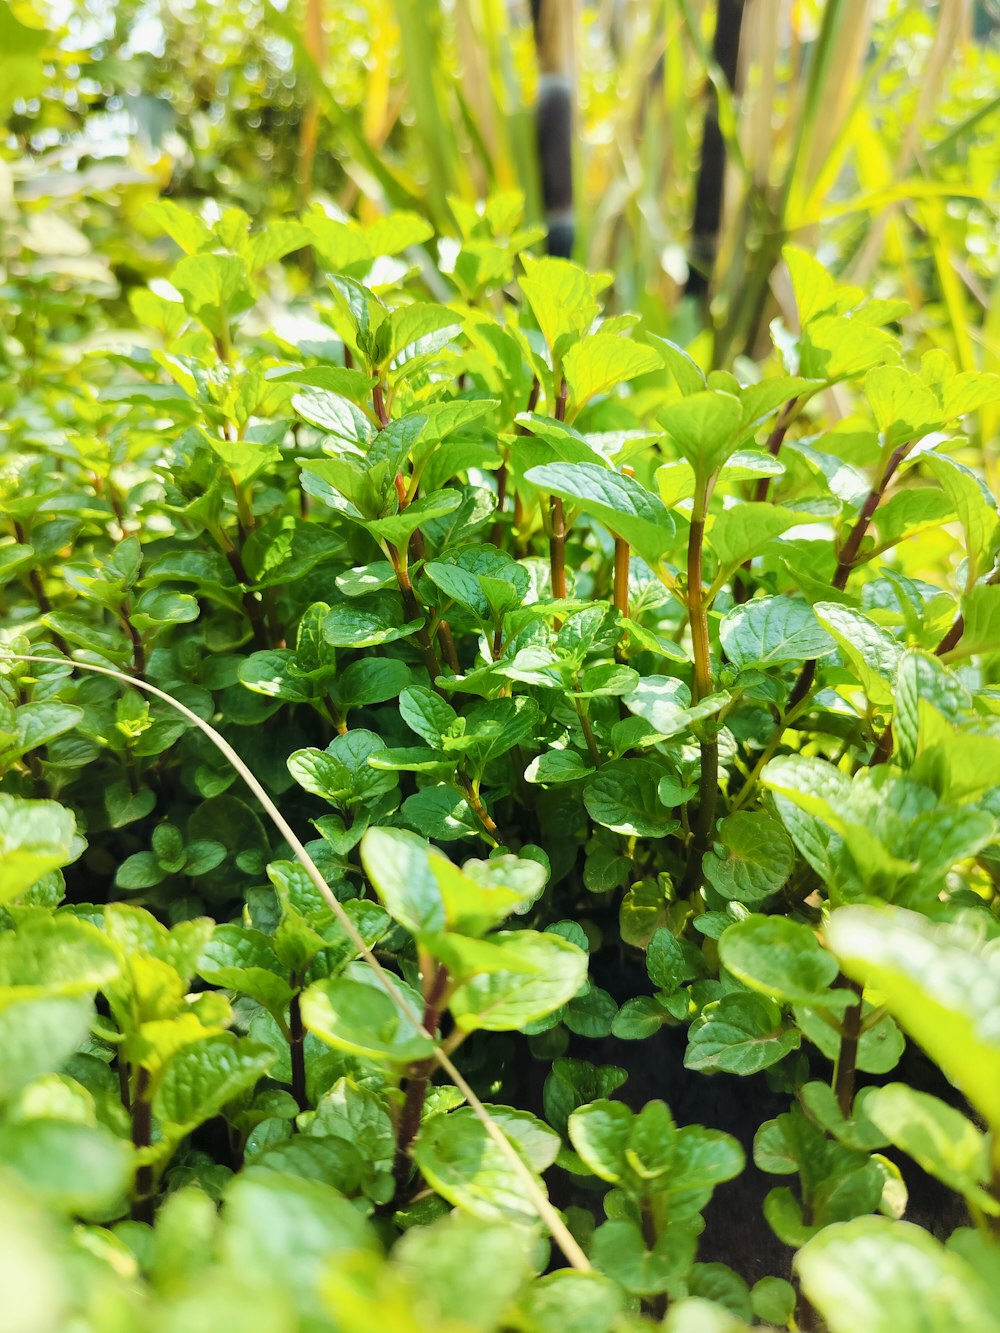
[0,796,86,903]
[751,1277,797,1326]
[518,1271,626,1333]
[115,850,166,890]
[524,462,675,570]
[827,906,1000,1132]
[239,649,325,703]
[525,749,595,785]
[0,995,95,1102]
[197,925,294,1016]
[567,1098,636,1183]
[649,336,706,396]
[923,454,999,586]
[590,1217,696,1296]
[300,972,434,1065]
[719,916,845,1010]
[685,993,801,1076]
[155,1035,275,1139]
[221,1172,375,1300]
[0,1119,131,1216]
[292,388,375,446]
[0,916,119,997]
[287,730,397,808]
[10,702,84,756]
[390,1212,534,1332]
[796,1217,1000,1333]
[449,930,589,1031]
[323,603,424,648]
[864,366,942,449]
[584,760,682,838]
[365,489,463,546]
[813,603,902,706]
[720,596,834,670]
[399,685,457,746]
[413,1105,558,1222]
[387,303,462,364]
[360,829,540,937]
[543,1057,629,1136]
[172,252,254,331]
[709,504,812,570]
[205,435,281,488]
[331,658,411,713]
[519,256,602,355]
[658,391,744,475]
[863,1083,996,1211]
[621,676,728,739]
[144,200,213,254]
[703,812,795,904]
[798,316,897,382]
[646,929,688,994]
[563,334,662,410]
[950,583,1000,657]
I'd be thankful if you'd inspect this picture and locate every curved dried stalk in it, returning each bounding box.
[8,651,591,1274]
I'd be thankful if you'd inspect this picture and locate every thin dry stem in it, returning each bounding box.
[6,652,592,1274]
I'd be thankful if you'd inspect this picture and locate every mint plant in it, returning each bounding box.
[1,198,999,1332]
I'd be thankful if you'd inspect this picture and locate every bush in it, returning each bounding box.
[1,200,999,1332]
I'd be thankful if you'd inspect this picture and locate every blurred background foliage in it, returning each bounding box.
[1,0,998,387]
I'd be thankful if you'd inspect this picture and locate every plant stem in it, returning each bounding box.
[548,376,569,599]
[549,497,567,598]
[388,542,442,683]
[438,620,461,673]
[786,441,911,711]
[393,962,450,1194]
[491,378,539,547]
[833,980,864,1117]
[119,604,146,678]
[289,983,307,1115]
[681,481,718,896]
[219,540,270,650]
[735,397,800,602]
[372,381,390,428]
[458,773,503,846]
[613,537,630,617]
[729,692,814,811]
[131,1065,154,1225]
[575,701,601,767]
[935,565,1000,657]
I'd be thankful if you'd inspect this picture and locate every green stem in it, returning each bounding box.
[458,773,503,847]
[575,702,601,768]
[388,542,442,683]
